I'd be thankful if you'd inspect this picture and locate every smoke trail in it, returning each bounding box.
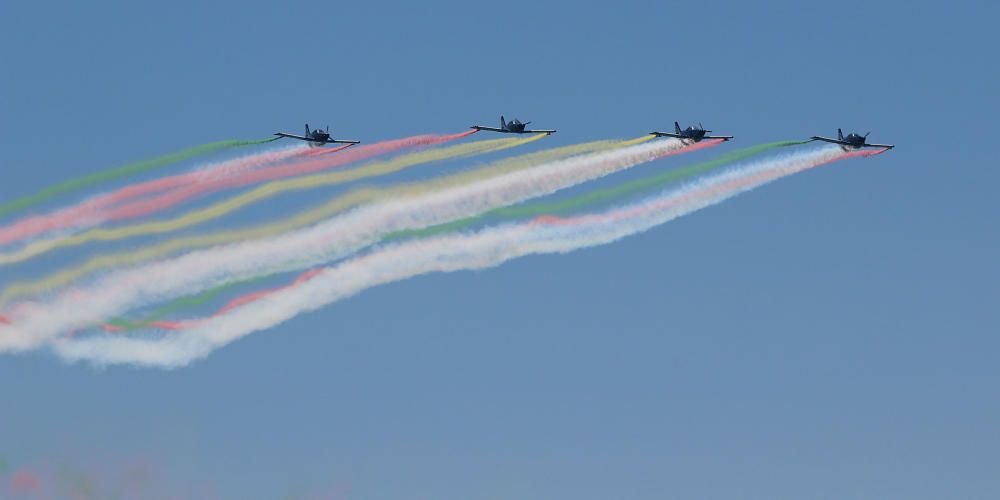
[0,134,623,305]
[102,270,326,332]
[112,137,792,329]
[9,468,43,495]
[388,140,807,241]
[0,137,699,350]
[0,145,309,247]
[0,137,281,220]
[104,137,657,329]
[52,147,883,367]
[0,136,448,249]
[0,131,517,266]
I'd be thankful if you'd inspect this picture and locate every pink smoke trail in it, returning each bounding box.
[0,132,475,246]
[101,269,326,332]
[9,469,43,495]
[75,130,478,227]
[299,143,356,157]
[0,148,307,246]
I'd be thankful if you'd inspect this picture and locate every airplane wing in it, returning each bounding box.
[704,135,734,141]
[471,125,507,132]
[809,136,849,146]
[523,129,556,134]
[864,142,895,149]
[326,139,361,144]
[274,132,313,141]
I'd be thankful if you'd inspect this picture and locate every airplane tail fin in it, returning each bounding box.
[837,128,844,141]
[305,124,311,136]
[500,115,506,129]
[675,121,682,134]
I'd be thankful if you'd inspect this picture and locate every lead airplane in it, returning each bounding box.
[274,124,361,148]
[810,128,894,151]
[471,115,556,135]
[652,121,733,143]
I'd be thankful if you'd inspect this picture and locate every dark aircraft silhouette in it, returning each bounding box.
[275,124,361,148]
[471,115,556,135]
[810,129,894,151]
[652,122,733,143]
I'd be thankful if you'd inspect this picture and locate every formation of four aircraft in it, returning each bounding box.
[274,116,895,151]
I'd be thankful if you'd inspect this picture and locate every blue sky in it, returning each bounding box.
[1,0,998,498]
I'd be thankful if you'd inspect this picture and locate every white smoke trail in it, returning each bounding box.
[0,138,691,351]
[52,146,873,367]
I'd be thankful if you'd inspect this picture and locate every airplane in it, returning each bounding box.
[274,124,361,148]
[471,115,556,135]
[651,121,733,143]
[809,128,894,150]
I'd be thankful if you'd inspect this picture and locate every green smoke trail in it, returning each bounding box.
[0,137,281,219]
[109,140,805,331]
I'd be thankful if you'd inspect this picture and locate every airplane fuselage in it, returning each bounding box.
[471,116,555,135]
[308,131,331,147]
[841,134,866,149]
[651,122,731,143]
[274,124,360,148]
[682,128,708,142]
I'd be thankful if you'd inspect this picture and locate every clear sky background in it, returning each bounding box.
[1,0,998,498]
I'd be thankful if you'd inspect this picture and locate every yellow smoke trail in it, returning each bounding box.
[618,135,656,147]
[0,135,540,267]
[0,135,652,305]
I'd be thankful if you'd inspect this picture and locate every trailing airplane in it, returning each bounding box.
[472,115,556,135]
[810,129,894,150]
[651,122,733,143]
[274,124,361,148]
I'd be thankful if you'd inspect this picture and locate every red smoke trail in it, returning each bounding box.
[76,131,478,228]
[661,137,725,156]
[0,131,476,246]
